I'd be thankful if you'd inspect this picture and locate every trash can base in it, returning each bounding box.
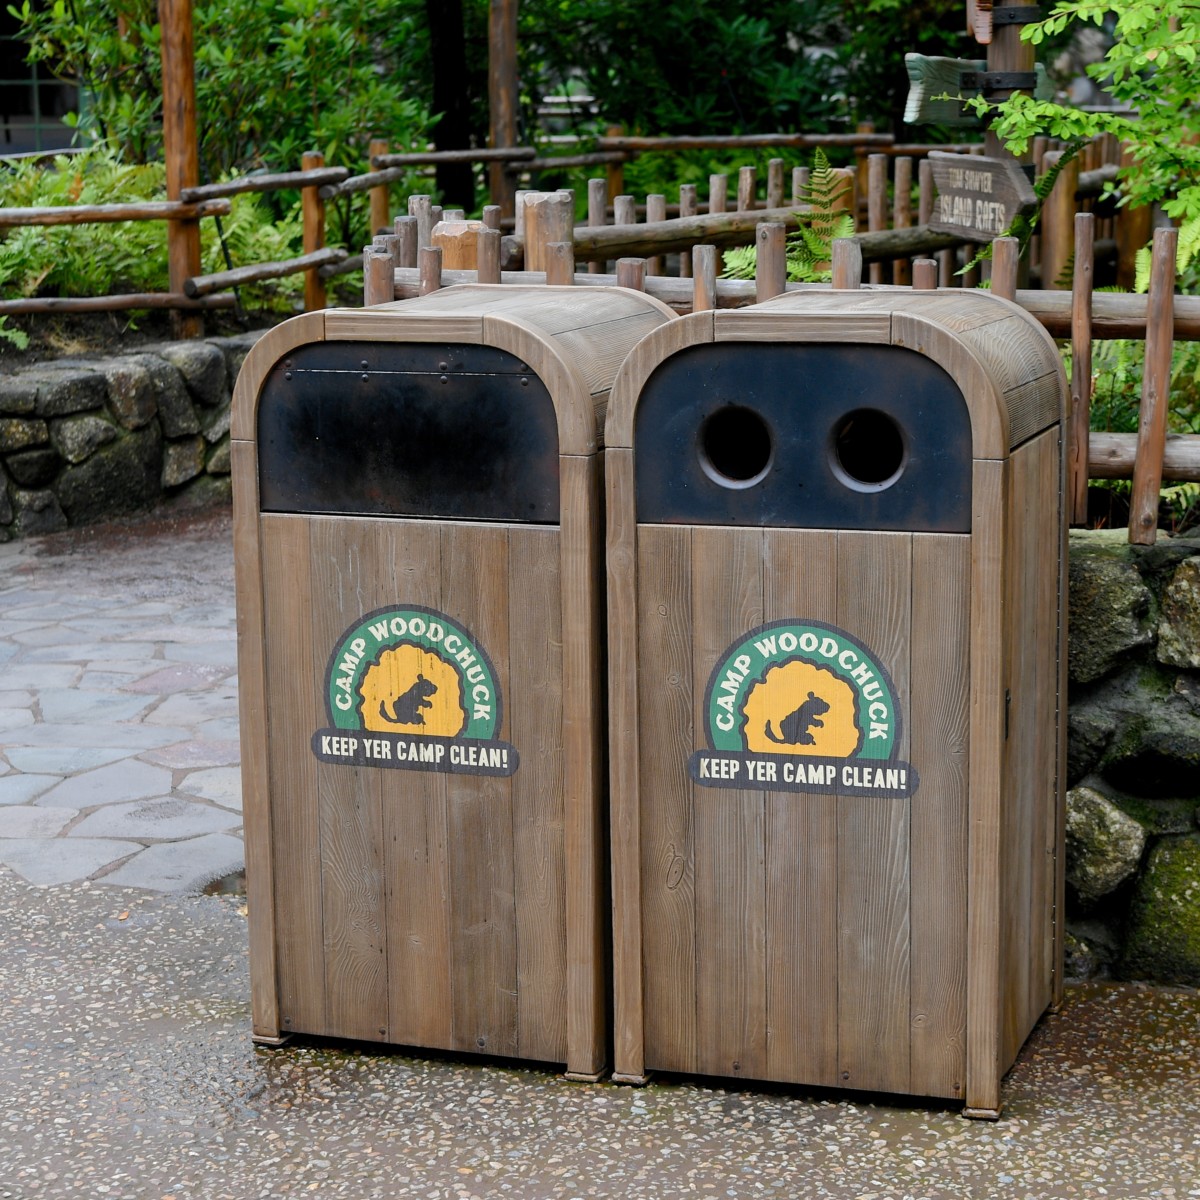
[962,1106,1002,1122]
[251,1032,293,1048]
[564,1069,607,1084]
[610,1071,652,1086]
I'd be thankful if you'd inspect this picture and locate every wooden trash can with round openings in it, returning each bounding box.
[604,289,1067,1116]
[232,284,674,1079]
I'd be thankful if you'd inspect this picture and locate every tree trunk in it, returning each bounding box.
[425,0,476,208]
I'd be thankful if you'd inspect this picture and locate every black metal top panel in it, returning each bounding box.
[634,343,972,532]
[257,341,560,522]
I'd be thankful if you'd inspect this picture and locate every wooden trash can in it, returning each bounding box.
[232,284,674,1079]
[605,289,1067,1115]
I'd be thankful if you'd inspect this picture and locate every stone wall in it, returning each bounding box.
[0,331,263,540]
[2,339,1198,986]
[1066,530,1200,986]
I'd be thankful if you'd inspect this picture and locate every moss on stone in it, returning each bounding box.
[1120,834,1200,986]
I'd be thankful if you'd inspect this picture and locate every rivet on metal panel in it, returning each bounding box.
[440,375,449,384]
[521,377,530,387]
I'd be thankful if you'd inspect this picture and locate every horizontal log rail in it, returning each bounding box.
[0,291,237,314]
[180,167,349,202]
[0,198,232,227]
[595,132,895,152]
[183,246,348,297]
[1089,432,1200,482]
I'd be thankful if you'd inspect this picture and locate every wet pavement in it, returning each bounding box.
[2,508,1199,1199]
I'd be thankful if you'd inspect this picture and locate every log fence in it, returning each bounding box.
[1,130,1194,542]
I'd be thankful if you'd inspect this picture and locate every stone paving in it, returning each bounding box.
[0,507,244,893]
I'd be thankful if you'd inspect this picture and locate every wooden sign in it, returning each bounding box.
[904,54,1052,126]
[927,150,1037,242]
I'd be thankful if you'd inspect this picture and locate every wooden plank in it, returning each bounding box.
[309,517,389,1043]
[607,447,647,1079]
[909,534,970,1100]
[691,526,767,1081]
[441,522,518,1056]
[232,443,279,1041]
[716,311,890,345]
[259,513,326,1037]
[375,520,453,1052]
[560,455,607,1077]
[762,529,839,1087]
[636,524,698,1074]
[509,525,568,1065]
[966,459,1006,1115]
[836,530,912,1097]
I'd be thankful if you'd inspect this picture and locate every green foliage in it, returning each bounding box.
[9,0,432,176]
[723,150,855,284]
[0,144,305,313]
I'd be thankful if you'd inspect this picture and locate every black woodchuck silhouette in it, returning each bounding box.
[764,691,830,746]
[379,674,438,726]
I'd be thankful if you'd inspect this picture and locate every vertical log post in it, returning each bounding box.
[912,258,939,290]
[767,158,785,210]
[482,205,502,231]
[693,245,718,312]
[395,214,417,269]
[708,174,728,217]
[477,227,501,283]
[991,236,1020,302]
[546,241,575,286]
[892,156,913,286]
[679,183,698,278]
[606,125,625,202]
[616,258,646,292]
[301,150,327,312]
[159,0,202,337]
[756,222,787,303]
[1128,227,1178,545]
[1070,213,1095,525]
[831,238,862,290]
[487,0,519,217]
[409,194,434,250]
[646,194,666,276]
[1116,142,1154,292]
[433,219,485,269]
[418,245,443,296]
[587,178,607,275]
[363,245,396,306]
[1039,150,1079,291]
[792,166,809,206]
[368,138,390,234]
[524,191,574,273]
[614,194,636,229]
[737,166,757,213]
[867,153,888,285]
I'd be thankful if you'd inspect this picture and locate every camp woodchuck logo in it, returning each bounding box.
[689,620,916,797]
[313,605,518,776]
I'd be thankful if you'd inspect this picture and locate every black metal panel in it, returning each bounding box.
[257,341,560,522]
[634,343,972,532]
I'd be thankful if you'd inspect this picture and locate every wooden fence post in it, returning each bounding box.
[606,126,626,202]
[369,139,390,233]
[488,0,519,217]
[159,0,202,337]
[831,238,862,290]
[301,150,327,311]
[524,192,573,272]
[991,237,1020,302]
[693,245,717,312]
[867,153,887,284]
[1040,150,1079,291]
[646,194,666,276]
[756,222,787,302]
[1070,213,1095,525]
[892,156,912,286]
[587,178,607,275]
[1129,227,1178,545]
[679,183,697,278]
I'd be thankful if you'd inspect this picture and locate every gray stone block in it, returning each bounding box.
[1065,784,1147,902]
[206,437,231,475]
[56,424,163,525]
[0,837,140,886]
[36,758,173,809]
[0,374,39,415]
[51,414,118,465]
[11,488,67,537]
[162,436,207,488]
[201,403,231,444]
[208,330,264,384]
[101,355,160,430]
[68,796,241,840]
[155,342,228,407]
[26,366,108,417]
[6,448,63,488]
[99,832,244,892]
[0,417,49,452]
[1158,558,1200,670]
[153,367,201,437]
[1121,834,1200,986]
[1068,540,1154,683]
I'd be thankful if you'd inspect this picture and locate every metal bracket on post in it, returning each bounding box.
[960,70,1039,92]
[992,6,1043,24]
